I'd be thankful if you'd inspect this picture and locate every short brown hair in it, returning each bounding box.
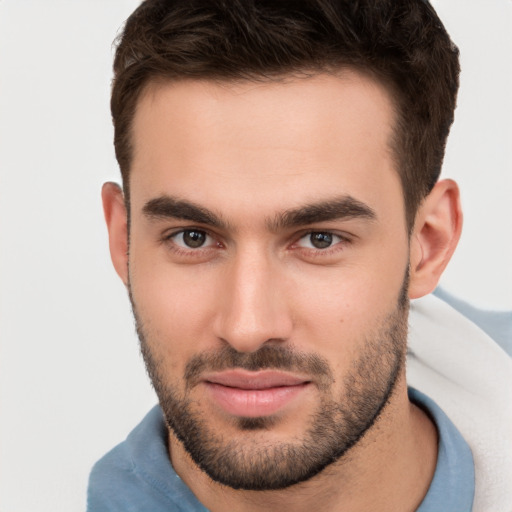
[111,0,459,228]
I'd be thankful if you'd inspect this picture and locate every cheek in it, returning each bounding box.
[292,264,403,324]
[288,263,407,369]
[129,255,220,370]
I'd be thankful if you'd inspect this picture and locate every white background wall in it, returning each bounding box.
[0,1,510,511]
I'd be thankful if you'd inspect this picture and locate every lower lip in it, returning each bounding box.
[205,382,309,418]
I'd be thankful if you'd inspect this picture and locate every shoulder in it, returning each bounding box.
[87,441,138,511]
[407,291,512,511]
[87,406,189,512]
[433,287,512,356]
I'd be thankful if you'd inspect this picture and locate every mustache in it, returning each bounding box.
[184,345,333,389]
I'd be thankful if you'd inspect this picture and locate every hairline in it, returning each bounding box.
[122,67,412,232]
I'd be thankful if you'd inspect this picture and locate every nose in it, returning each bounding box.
[213,246,293,353]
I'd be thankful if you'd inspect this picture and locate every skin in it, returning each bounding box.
[103,71,462,511]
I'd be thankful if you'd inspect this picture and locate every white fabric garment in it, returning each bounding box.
[407,294,512,512]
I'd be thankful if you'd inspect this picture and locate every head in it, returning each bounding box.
[111,0,460,230]
[103,0,462,492]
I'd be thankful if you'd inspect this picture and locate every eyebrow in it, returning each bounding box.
[142,196,229,230]
[268,196,376,231]
[142,194,376,231]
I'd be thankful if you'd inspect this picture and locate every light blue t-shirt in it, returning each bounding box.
[87,387,474,511]
[410,387,474,511]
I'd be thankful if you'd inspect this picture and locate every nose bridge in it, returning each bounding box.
[215,243,291,352]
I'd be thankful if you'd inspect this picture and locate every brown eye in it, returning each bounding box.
[309,232,333,249]
[295,231,347,251]
[171,230,211,249]
[182,230,206,248]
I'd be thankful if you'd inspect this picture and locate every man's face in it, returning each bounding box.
[127,72,411,489]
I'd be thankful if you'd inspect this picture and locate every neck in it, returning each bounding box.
[168,377,438,512]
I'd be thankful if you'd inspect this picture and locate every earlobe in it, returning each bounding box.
[408,179,463,299]
[102,182,129,286]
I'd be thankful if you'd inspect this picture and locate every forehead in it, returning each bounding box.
[129,71,401,223]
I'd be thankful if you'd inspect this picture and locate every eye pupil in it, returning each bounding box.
[183,230,206,248]
[310,232,332,249]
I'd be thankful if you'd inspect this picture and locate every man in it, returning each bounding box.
[88,0,511,510]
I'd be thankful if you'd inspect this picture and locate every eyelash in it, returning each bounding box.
[160,228,352,258]
[291,230,351,256]
[160,228,221,256]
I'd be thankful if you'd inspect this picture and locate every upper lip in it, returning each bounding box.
[203,370,310,390]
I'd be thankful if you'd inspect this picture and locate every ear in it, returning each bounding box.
[102,182,129,286]
[408,179,463,299]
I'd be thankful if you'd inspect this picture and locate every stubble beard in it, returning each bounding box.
[130,281,409,491]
